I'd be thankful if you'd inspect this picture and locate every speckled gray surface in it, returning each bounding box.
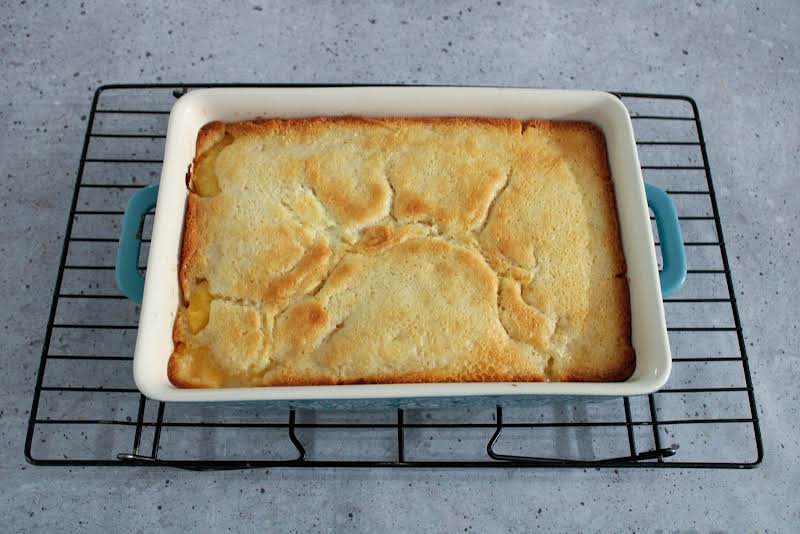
[1,0,798,531]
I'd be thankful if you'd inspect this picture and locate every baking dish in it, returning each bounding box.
[116,87,686,403]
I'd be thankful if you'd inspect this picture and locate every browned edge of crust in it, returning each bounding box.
[263,369,546,387]
[168,360,215,389]
[169,193,203,387]
[167,346,189,388]
[215,115,523,138]
[177,193,200,304]
[179,121,226,295]
[167,314,190,387]
[169,121,211,387]
[523,118,602,135]
[185,121,227,193]
[167,352,218,389]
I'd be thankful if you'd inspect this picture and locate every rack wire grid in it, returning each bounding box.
[24,84,763,470]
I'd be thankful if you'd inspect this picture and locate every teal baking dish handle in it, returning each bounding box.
[645,182,687,297]
[115,184,159,304]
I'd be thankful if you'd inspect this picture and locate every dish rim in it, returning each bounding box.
[131,86,672,402]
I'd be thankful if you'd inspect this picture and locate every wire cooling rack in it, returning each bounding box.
[24,84,763,469]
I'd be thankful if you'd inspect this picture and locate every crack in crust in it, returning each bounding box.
[475,168,511,236]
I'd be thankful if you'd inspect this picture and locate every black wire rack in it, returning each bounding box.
[24,84,763,470]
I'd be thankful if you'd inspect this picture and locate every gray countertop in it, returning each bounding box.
[1,1,797,531]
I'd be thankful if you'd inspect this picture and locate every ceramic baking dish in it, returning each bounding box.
[116,87,686,404]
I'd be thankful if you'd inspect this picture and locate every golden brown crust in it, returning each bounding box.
[508,120,633,381]
[498,278,555,349]
[260,237,547,386]
[263,239,332,302]
[168,116,634,388]
[178,193,201,302]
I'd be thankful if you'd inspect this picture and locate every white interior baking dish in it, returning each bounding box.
[119,87,685,403]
